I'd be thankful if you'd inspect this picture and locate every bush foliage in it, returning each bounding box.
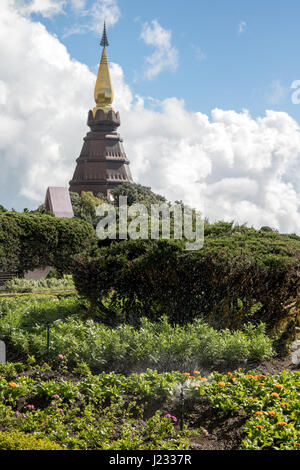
[69,191,105,228]
[111,182,167,208]
[0,212,97,274]
[72,225,300,341]
[0,430,64,450]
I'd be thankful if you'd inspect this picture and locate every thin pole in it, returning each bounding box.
[179,385,184,431]
[46,324,50,356]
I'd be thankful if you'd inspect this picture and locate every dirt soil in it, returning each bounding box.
[204,356,299,376]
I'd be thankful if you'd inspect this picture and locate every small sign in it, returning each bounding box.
[0,340,6,364]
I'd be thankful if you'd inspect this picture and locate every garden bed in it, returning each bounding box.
[0,364,298,450]
[0,293,298,450]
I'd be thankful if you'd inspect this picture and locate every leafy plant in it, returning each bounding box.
[0,430,64,450]
[0,296,274,371]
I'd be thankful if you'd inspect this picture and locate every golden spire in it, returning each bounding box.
[93,22,114,117]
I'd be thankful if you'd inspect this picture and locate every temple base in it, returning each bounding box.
[69,109,133,198]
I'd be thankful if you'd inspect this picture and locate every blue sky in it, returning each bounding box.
[33,0,300,121]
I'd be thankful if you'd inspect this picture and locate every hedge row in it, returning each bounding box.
[0,213,97,274]
[72,234,300,343]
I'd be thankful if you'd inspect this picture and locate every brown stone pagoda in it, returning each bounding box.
[69,23,133,198]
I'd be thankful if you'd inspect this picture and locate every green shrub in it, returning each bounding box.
[70,191,105,228]
[111,183,166,208]
[0,430,64,450]
[0,212,96,274]
[221,330,250,363]
[72,231,299,343]
[0,362,25,380]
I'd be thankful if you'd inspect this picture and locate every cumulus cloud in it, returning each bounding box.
[122,101,300,233]
[140,20,179,79]
[0,1,299,234]
[0,0,94,207]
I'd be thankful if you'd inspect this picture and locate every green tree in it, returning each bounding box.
[70,191,105,227]
[111,183,166,208]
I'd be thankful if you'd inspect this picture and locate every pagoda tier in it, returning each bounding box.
[69,108,133,197]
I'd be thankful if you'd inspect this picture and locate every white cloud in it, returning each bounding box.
[69,0,86,9]
[63,0,121,37]
[122,101,300,233]
[14,0,120,33]
[0,2,299,234]
[0,0,94,207]
[238,21,247,35]
[14,0,67,17]
[89,0,120,29]
[140,20,179,79]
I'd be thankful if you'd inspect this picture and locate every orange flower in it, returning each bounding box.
[296,443,300,447]
[275,384,284,390]
[231,377,237,382]
[193,371,201,375]
[189,376,195,379]
[271,392,279,398]
[258,383,264,386]
[227,372,233,376]
[278,421,288,426]
[218,382,225,387]
[8,382,17,388]
[268,411,276,416]
[200,377,207,382]
[260,375,266,379]
[256,425,264,429]
[281,403,287,408]
[255,411,263,416]
[183,373,190,376]
[194,384,199,388]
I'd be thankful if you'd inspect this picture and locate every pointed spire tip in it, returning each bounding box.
[100,21,109,48]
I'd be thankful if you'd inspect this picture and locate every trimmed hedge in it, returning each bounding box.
[0,212,97,274]
[72,228,300,342]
